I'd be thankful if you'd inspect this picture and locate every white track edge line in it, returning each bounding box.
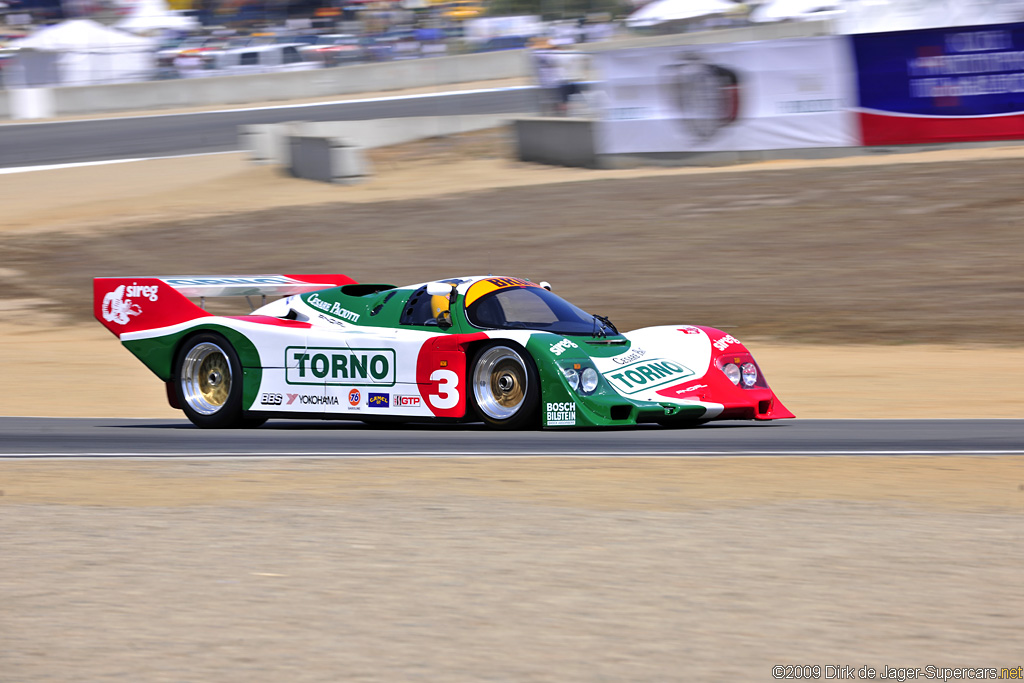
[2,450,1024,459]
[0,151,239,175]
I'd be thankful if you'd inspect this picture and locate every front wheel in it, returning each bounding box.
[469,342,540,430]
[174,333,255,429]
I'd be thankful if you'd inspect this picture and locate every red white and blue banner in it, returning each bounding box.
[853,23,1024,145]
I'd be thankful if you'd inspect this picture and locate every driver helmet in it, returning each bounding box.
[431,294,450,320]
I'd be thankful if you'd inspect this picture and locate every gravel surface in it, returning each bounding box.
[3,457,1024,682]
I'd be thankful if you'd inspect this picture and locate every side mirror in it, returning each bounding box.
[426,282,451,297]
[426,282,457,302]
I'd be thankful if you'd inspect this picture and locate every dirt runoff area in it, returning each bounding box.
[2,135,1024,681]
[3,456,1024,682]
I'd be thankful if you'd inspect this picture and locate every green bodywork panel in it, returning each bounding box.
[121,324,264,411]
[525,333,707,428]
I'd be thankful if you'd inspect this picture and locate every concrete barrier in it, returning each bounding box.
[289,136,370,185]
[42,50,530,118]
[239,122,303,165]
[514,118,599,168]
[511,116,1024,169]
[245,112,515,169]
[7,87,55,119]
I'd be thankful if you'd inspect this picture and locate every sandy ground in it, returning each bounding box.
[2,134,1024,681]
[3,456,1024,682]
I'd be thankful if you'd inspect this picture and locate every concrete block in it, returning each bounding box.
[288,135,370,184]
[240,114,513,173]
[9,87,54,120]
[514,117,598,168]
[239,122,302,165]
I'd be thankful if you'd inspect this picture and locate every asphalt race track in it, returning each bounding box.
[0,88,537,169]
[1,417,1022,458]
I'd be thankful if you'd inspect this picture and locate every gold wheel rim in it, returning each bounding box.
[181,342,233,416]
[473,346,528,421]
[198,354,230,407]
[490,360,525,409]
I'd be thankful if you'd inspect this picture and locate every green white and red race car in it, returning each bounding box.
[94,274,794,429]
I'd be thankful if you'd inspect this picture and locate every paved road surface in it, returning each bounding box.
[1,417,1022,457]
[0,87,537,169]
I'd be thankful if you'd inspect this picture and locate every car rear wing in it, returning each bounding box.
[94,273,356,338]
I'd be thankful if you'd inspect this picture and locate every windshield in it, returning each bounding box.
[466,286,600,335]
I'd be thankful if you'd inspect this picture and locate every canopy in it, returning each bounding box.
[625,0,739,28]
[8,19,155,86]
[749,0,843,23]
[13,18,155,51]
[116,0,200,33]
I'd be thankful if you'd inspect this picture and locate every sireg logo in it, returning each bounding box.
[101,284,157,326]
[549,339,579,356]
[713,334,740,351]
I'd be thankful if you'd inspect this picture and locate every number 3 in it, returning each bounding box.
[429,369,459,409]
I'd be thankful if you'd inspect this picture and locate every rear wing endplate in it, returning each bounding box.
[94,273,356,338]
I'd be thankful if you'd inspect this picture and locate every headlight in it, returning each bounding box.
[581,367,599,394]
[722,362,741,385]
[562,367,580,391]
[741,362,758,387]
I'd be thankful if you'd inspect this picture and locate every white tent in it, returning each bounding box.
[116,0,200,33]
[625,0,740,29]
[836,0,1024,34]
[8,19,156,86]
[748,0,843,22]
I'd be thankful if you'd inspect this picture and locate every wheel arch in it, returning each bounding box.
[465,337,543,428]
[123,323,264,411]
[172,325,264,412]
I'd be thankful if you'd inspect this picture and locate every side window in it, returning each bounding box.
[399,286,435,326]
[283,46,302,64]
[240,51,258,66]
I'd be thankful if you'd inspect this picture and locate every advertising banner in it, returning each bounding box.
[853,23,1024,145]
[593,37,859,155]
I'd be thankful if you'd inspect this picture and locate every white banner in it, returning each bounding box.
[593,37,859,154]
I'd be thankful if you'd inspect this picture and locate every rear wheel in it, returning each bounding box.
[174,333,261,429]
[469,342,540,430]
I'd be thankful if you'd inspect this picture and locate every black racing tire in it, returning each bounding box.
[468,341,540,430]
[173,332,253,429]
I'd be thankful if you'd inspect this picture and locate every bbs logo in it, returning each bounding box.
[260,393,283,406]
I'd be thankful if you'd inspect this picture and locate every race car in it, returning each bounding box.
[94,274,794,429]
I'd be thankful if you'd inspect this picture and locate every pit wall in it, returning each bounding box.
[2,50,529,119]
